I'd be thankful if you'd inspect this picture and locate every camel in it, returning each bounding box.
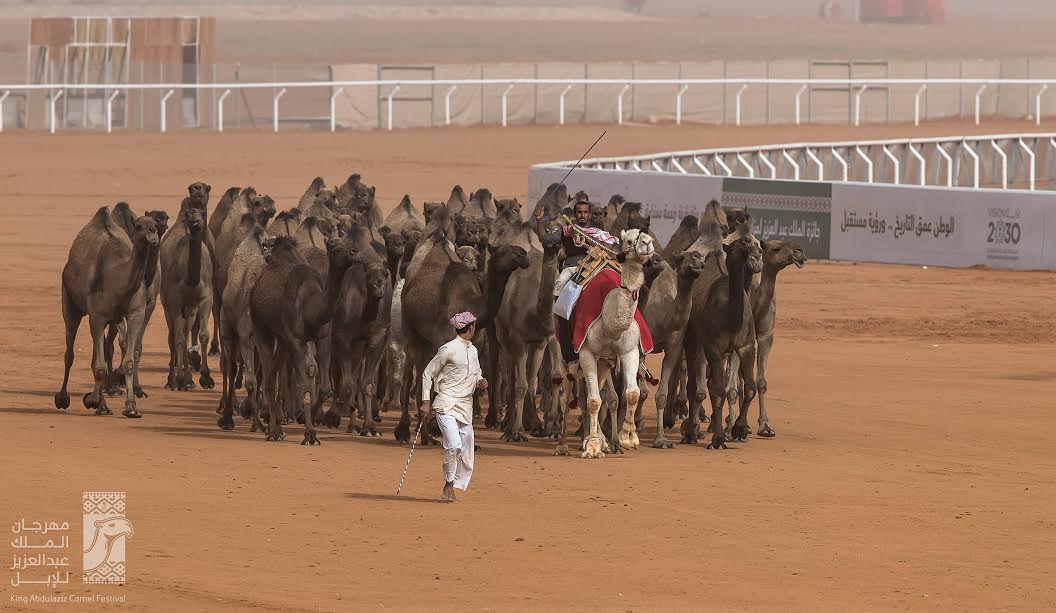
[159,205,215,391]
[384,195,425,236]
[604,195,625,232]
[182,182,211,221]
[302,190,339,224]
[723,239,806,439]
[590,204,607,230]
[609,201,650,236]
[494,225,563,441]
[680,225,762,449]
[217,222,271,431]
[56,206,159,418]
[467,188,497,218]
[455,246,480,272]
[446,185,470,214]
[267,209,303,237]
[641,250,708,448]
[104,203,168,398]
[453,215,490,263]
[423,201,445,225]
[336,174,383,240]
[662,214,701,264]
[379,226,407,283]
[208,186,241,246]
[324,224,392,436]
[536,182,569,220]
[555,229,656,458]
[250,235,358,444]
[297,176,327,210]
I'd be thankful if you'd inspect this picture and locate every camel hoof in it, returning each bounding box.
[83,392,98,409]
[208,339,221,356]
[121,405,141,418]
[238,399,253,420]
[554,444,571,456]
[199,374,215,390]
[133,386,148,399]
[652,438,676,449]
[301,432,322,446]
[483,414,498,429]
[707,434,728,450]
[188,350,202,373]
[502,431,529,443]
[320,411,341,429]
[529,428,548,439]
[217,415,235,430]
[54,392,70,410]
[95,404,113,416]
[103,385,120,397]
[359,428,380,438]
[373,414,382,423]
[758,425,776,438]
[580,436,605,459]
[731,424,749,442]
[265,430,286,442]
[619,433,640,450]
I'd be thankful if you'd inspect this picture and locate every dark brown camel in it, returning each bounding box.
[662,214,701,265]
[160,205,214,391]
[56,206,159,418]
[297,176,327,210]
[379,226,407,284]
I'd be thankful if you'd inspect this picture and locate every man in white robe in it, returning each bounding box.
[420,311,487,503]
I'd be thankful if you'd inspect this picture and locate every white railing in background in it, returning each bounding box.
[2,77,1056,134]
[534,133,1056,191]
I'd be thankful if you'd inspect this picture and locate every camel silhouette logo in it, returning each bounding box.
[82,491,133,585]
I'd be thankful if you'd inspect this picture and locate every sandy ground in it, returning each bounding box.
[1,119,1055,611]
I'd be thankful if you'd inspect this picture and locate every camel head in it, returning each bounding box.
[132,215,160,248]
[642,253,666,286]
[456,246,480,272]
[590,205,607,229]
[454,216,489,250]
[541,228,563,255]
[349,184,375,215]
[674,250,708,280]
[489,244,531,273]
[180,206,206,235]
[146,210,170,238]
[314,188,338,211]
[250,195,277,225]
[723,233,762,272]
[324,236,360,272]
[573,190,590,204]
[364,261,389,300]
[764,239,806,271]
[619,228,655,263]
[496,198,521,222]
[94,517,134,541]
[187,181,211,205]
[315,216,339,240]
[380,226,407,260]
[724,207,751,235]
[401,228,423,254]
[264,235,298,265]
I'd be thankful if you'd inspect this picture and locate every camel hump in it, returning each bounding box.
[310,176,325,191]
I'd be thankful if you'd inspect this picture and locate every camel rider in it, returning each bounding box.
[420,312,487,503]
[533,198,619,364]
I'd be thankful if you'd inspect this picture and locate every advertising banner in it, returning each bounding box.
[831,183,1056,270]
[721,178,832,259]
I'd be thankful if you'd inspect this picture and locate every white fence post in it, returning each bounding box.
[831,147,848,182]
[675,84,689,125]
[713,154,733,177]
[782,149,800,181]
[757,151,776,179]
[217,89,231,132]
[736,153,754,178]
[105,90,120,133]
[501,83,514,127]
[1018,138,1035,190]
[908,142,926,186]
[272,87,287,133]
[855,145,873,182]
[881,145,900,185]
[1035,84,1048,126]
[962,141,980,188]
[936,143,954,187]
[49,90,64,134]
[795,84,807,125]
[990,140,1008,189]
[387,85,401,131]
[444,86,457,126]
[559,84,573,126]
[805,147,825,181]
[159,89,174,133]
[914,84,927,126]
[735,84,748,126]
[854,85,868,127]
[330,87,343,132]
[616,84,630,125]
[974,85,988,125]
[0,91,9,133]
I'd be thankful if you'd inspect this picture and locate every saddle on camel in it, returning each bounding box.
[553,216,653,363]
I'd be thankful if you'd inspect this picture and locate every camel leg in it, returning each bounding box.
[217,319,237,430]
[164,306,178,390]
[723,352,741,439]
[130,323,147,399]
[103,325,120,396]
[755,334,776,437]
[731,343,758,443]
[602,368,621,454]
[195,296,214,390]
[543,337,565,438]
[85,315,111,415]
[240,333,264,432]
[579,351,606,459]
[485,349,503,429]
[254,330,285,441]
[653,341,683,448]
[523,341,548,438]
[176,308,195,391]
[55,289,82,411]
[209,302,221,356]
[358,341,385,437]
[502,346,529,443]
[317,324,333,405]
[680,342,705,445]
[703,347,728,450]
[394,348,415,443]
[120,307,146,418]
[618,351,642,451]
[299,340,321,445]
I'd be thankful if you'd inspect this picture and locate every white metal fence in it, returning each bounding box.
[535,132,1056,191]
[4,77,1056,135]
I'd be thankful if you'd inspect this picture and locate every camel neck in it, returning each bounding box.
[601,259,643,337]
[483,265,515,328]
[726,252,748,333]
[673,271,696,318]
[753,264,781,329]
[118,239,152,308]
[533,250,561,325]
[186,227,203,287]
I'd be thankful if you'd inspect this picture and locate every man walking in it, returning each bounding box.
[420,312,487,503]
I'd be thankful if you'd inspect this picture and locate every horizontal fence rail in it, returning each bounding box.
[4,77,1056,134]
[535,133,1056,191]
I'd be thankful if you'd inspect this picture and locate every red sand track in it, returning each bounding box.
[1,120,1054,611]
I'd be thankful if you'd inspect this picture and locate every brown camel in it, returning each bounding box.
[208,186,241,246]
[159,205,215,391]
[604,194,625,232]
[336,174,383,239]
[467,188,497,218]
[446,185,469,214]
[641,249,708,448]
[384,194,425,236]
[213,191,276,311]
[723,239,806,439]
[297,176,327,210]
[379,226,407,283]
[217,222,271,431]
[455,246,480,272]
[267,209,303,238]
[104,203,168,397]
[536,182,569,220]
[182,182,211,221]
[423,201,445,225]
[56,206,159,418]
[662,214,702,265]
[250,236,358,444]
[453,214,490,263]
[680,224,762,449]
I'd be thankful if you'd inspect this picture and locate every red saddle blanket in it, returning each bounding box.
[571,268,654,355]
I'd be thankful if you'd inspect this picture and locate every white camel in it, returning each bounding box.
[555,228,656,459]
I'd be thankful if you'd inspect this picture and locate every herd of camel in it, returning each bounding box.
[53,173,806,457]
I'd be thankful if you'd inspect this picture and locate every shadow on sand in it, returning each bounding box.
[343,492,446,505]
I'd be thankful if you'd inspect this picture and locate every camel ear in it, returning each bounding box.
[379,225,392,237]
[205,183,212,193]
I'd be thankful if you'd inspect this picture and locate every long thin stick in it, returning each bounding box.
[395,420,425,496]
[537,130,607,208]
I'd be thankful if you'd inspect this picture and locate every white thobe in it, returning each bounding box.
[422,336,481,490]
